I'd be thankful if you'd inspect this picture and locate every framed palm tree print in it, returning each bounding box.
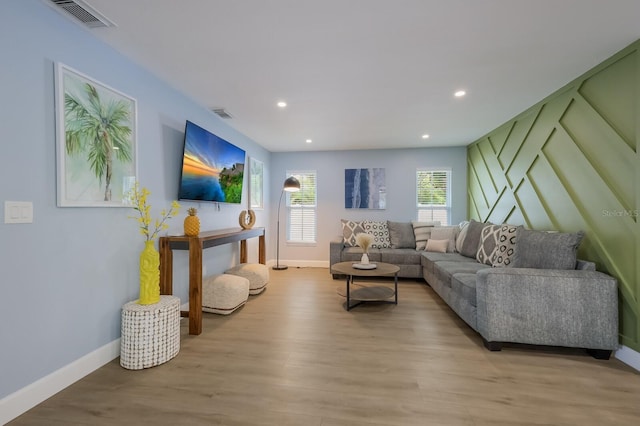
[55,63,137,207]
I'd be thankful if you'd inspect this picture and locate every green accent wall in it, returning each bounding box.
[467,40,640,352]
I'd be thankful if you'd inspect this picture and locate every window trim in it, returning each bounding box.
[416,168,451,225]
[285,170,317,244]
[249,157,263,210]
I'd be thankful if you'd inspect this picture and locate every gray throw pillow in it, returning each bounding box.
[430,226,459,253]
[512,228,585,270]
[460,219,486,258]
[387,221,416,249]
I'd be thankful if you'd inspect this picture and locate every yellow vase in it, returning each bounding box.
[139,240,160,305]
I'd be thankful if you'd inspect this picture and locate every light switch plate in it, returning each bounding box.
[4,201,33,224]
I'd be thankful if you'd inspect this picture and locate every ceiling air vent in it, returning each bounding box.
[211,108,233,119]
[47,0,116,28]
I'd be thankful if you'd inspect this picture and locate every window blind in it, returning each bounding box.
[286,170,317,243]
[416,169,451,225]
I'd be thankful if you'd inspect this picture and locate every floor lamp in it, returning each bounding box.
[273,176,300,270]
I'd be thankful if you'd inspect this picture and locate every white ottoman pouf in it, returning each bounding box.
[120,295,180,370]
[202,274,250,315]
[225,263,269,295]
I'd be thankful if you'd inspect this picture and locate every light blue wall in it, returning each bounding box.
[270,147,467,263]
[0,0,270,399]
[0,0,467,404]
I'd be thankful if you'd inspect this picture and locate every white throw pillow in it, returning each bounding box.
[426,239,448,253]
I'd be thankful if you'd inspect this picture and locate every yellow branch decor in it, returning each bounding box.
[127,182,181,242]
[127,182,180,304]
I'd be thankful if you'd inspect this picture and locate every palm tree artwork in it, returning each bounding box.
[62,69,135,203]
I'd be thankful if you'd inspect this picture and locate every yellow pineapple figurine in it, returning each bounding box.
[184,207,200,236]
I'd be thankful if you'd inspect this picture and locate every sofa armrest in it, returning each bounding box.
[475,268,618,350]
[329,236,345,273]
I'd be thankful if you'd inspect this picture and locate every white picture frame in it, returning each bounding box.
[55,62,138,207]
[249,157,264,209]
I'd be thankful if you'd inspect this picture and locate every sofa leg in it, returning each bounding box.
[586,349,612,360]
[483,338,502,352]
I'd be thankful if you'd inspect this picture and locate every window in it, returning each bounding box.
[286,170,317,243]
[416,169,451,225]
[249,157,263,209]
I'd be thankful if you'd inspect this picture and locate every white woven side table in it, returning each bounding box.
[120,295,180,370]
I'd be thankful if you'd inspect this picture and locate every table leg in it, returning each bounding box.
[394,273,398,305]
[240,240,247,263]
[346,274,351,310]
[188,239,203,335]
[159,237,173,295]
[258,234,266,264]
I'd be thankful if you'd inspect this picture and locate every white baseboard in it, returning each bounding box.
[267,259,329,268]
[0,338,120,425]
[615,345,640,372]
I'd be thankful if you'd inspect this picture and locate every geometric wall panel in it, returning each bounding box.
[467,40,640,353]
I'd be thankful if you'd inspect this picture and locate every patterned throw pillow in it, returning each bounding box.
[341,219,365,246]
[363,220,391,248]
[411,221,440,250]
[476,224,501,266]
[492,224,520,267]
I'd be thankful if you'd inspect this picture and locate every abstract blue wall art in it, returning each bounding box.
[345,168,386,209]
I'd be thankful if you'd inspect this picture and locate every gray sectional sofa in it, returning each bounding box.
[330,219,619,359]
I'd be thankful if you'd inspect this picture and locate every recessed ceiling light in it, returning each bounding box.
[305,139,312,144]
[421,134,430,139]
[454,90,466,97]
[277,101,287,108]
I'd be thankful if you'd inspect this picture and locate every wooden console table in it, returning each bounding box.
[159,227,265,335]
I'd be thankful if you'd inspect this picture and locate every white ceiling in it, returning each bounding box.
[78,0,640,152]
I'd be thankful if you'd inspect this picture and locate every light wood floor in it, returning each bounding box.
[10,268,640,425]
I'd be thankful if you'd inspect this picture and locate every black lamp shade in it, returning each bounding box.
[283,176,301,192]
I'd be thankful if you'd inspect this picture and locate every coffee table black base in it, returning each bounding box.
[345,275,398,311]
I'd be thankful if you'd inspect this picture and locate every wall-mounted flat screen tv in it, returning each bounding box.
[178,120,246,204]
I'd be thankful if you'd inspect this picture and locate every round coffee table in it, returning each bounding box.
[332,261,400,310]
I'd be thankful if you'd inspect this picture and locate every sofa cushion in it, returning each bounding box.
[434,261,491,284]
[411,221,440,250]
[512,228,585,270]
[451,273,478,307]
[460,219,486,258]
[492,224,520,267]
[341,219,365,246]
[387,221,416,249]
[380,248,422,265]
[426,239,448,253]
[363,220,391,248]
[421,252,474,263]
[430,226,459,253]
[476,224,501,266]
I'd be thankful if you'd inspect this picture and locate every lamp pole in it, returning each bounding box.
[273,176,300,270]
[274,189,286,270]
